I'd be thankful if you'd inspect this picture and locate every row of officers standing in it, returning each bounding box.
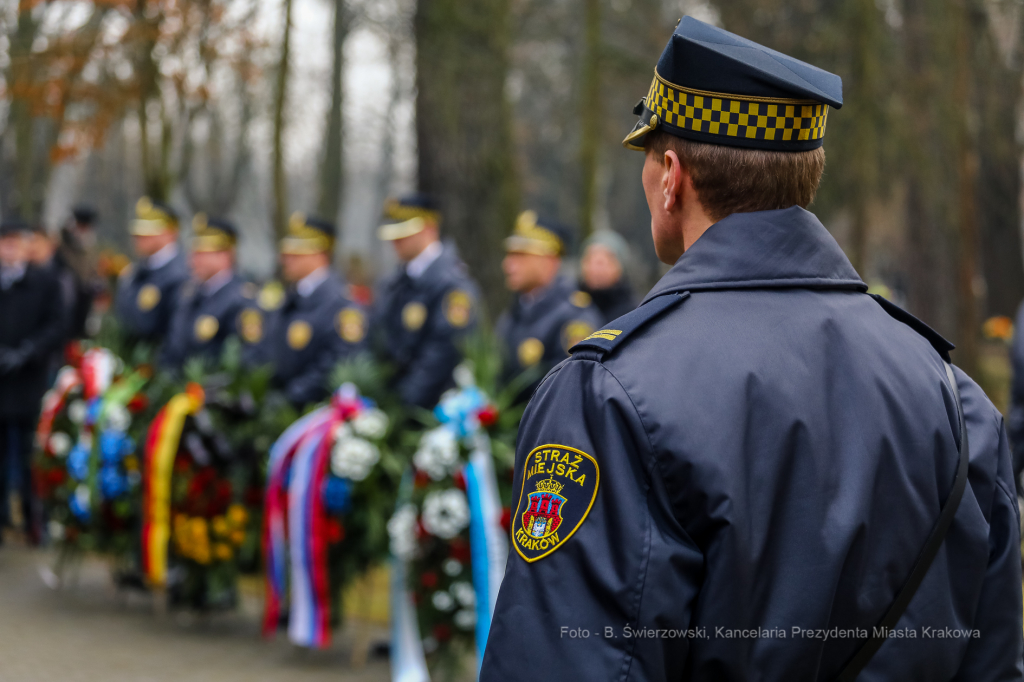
[113,194,638,409]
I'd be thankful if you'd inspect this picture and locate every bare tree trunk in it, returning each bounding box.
[415,0,519,317]
[953,0,981,376]
[9,2,38,218]
[272,0,294,240]
[318,0,349,223]
[578,0,602,237]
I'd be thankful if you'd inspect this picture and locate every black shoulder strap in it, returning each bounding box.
[834,362,970,681]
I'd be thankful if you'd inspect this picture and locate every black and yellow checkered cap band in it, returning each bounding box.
[624,70,829,152]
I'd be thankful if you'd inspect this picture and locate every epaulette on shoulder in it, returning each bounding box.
[869,293,954,362]
[570,292,689,358]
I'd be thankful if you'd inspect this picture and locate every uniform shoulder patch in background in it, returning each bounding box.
[287,320,313,350]
[444,289,473,328]
[570,291,592,308]
[237,308,263,344]
[337,307,366,344]
[258,281,285,311]
[513,444,599,563]
[137,284,161,311]
[402,301,428,331]
[194,314,219,342]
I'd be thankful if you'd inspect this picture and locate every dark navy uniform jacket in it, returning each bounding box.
[114,249,189,343]
[372,243,479,409]
[1007,301,1024,494]
[482,207,1023,681]
[263,271,368,407]
[496,275,602,397]
[160,273,262,370]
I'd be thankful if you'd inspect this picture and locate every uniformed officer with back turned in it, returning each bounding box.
[482,17,1022,681]
[114,198,189,346]
[373,194,480,409]
[160,215,262,370]
[263,213,368,408]
[496,211,601,401]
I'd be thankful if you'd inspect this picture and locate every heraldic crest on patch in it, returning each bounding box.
[512,444,599,563]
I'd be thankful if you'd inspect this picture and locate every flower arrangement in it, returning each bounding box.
[34,348,149,565]
[263,382,403,649]
[388,360,517,680]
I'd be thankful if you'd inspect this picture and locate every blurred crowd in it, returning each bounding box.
[0,194,639,545]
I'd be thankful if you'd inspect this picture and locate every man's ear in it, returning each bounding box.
[662,150,686,213]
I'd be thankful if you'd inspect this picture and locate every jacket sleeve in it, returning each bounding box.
[480,356,704,682]
[23,272,65,362]
[951,372,1024,681]
[395,286,476,409]
[1008,301,1024,494]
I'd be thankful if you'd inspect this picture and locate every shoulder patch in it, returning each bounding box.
[570,292,689,356]
[258,281,285,311]
[512,444,599,563]
[444,289,473,328]
[570,291,592,308]
[237,308,263,344]
[336,307,366,344]
[869,293,954,361]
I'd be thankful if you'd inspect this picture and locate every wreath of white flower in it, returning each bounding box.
[421,488,470,540]
[330,436,380,482]
[413,427,459,481]
[387,503,419,561]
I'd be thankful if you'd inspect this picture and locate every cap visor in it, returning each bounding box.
[378,217,426,241]
[622,119,651,151]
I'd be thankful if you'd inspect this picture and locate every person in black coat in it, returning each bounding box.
[578,229,638,324]
[28,224,76,379]
[55,205,103,339]
[0,218,64,544]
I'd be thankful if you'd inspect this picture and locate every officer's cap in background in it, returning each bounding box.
[504,211,572,258]
[72,204,97,225]
[624,16,843,152]
[0,217,31,238]
[130,197,179,236]
[192,214,238,252]
[279,212,335,255]
[378,193,442,241]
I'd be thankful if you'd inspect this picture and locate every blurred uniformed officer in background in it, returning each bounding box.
[482,17,1022,681]
[373,194,480,409]
[114,198,189,346]
[496,211,601,400]
[56,205,103,339]
[161,215,261,370]
[262,213,367,407]
[0,218,63,545]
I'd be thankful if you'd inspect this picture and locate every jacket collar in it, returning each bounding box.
[514,275,572,322]
[294,270,346,310]
[643,207,865,304]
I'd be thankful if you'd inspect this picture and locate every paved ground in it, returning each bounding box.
[0,544,392,682]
